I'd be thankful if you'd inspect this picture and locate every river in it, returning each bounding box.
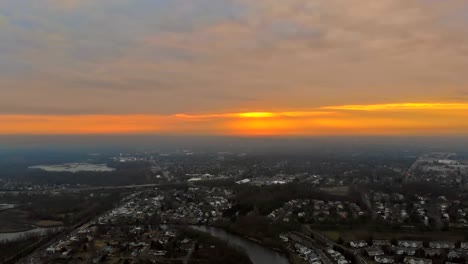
[191,226,290,264]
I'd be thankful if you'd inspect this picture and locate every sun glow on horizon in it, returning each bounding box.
[323,102,468,111]
[236,112,275,118]
[1,102,468,136]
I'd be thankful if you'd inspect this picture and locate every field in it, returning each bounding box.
[35,220,64,227]
[319,186,350,196]
[0,210,65,233]
[0,209,34,233]
[0,191,121,233]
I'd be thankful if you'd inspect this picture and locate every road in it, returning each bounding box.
[304,226,368,264]
[16,193,134,264]
[289,231,333,264]
[183,244,196,264]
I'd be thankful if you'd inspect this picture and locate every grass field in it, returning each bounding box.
[94,239,106,249]
[0,209,34,233]
[321,230,341,241]
[0,209,64,232]
[319,186,350,196]
[35,220,64,227]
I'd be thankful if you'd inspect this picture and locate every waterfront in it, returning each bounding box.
[192,226,290,264]
[0,227,63,242]
[29,163,115,173]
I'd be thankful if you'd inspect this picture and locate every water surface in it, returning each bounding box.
[0,227,63,242]
[29,163,115,173]
[191,226,290,264]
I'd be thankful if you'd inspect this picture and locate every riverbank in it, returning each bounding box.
[166,223,297,264]
[35,220,65,228]
[180,227,253,264]
[0,226,34,234]
[212,223,287,253]
[0,227,64,242]
[0,222,63,234]
[191,225,290,264]
[164,222,289,255]
[209,226,300,264]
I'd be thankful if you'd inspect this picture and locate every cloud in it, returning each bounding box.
[0,13,8,25]
[46,0,93,10]
[1,102,468,135]
[1,0,468,115]
[323,103,468,111]
[174,111,335,120]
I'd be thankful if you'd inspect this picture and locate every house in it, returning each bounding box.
[394,247,417,256]
[366,247,385,257]
[309,259,321,264]
[307,252,321,263]
[164,231,176,237]
[279,234,289,242]
[460,242,468,250]
[327,248,349,264]
[429,241,456,249]
[350,240,368,248]
[375,255,395,264]
[403,257,432,264]
[295,243,312,256]
[236,179,251,184]
[181,238,191,244]
[337,259,349,264]
[447,250,461,260]
[46,247,57,255]
[148,250,167,256]
[398,240,423,248]
[423,248,442,257]
[373,240,392,247]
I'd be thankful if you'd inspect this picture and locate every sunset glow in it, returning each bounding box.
[323,103,468,111]
[2,0,468,137]
[236,112,276,118]
[2,103,467,136]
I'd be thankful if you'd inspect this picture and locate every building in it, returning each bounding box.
[429,241,456,249]
[373,240,392,247]
[366,247,384,257]
[350,240,368,248]
[398,240,423,248]
[375,255,395,264]
[403,257,432,264]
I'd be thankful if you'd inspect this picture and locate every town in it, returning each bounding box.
[1,150,468,264]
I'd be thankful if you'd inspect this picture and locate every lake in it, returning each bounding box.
[0,227,63,242]
[29,163,115,173]
[191,226,290,264]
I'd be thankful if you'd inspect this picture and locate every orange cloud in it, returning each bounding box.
[1,103,468,136]
[0,115,167,134]
[174,111,335,119]
[323,103,468,111]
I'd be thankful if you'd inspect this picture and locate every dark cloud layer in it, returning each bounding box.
[1,0,468,115]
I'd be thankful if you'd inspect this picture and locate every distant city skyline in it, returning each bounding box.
[1,0,468,135]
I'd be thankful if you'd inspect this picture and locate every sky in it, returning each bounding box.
[1,0,468,136]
